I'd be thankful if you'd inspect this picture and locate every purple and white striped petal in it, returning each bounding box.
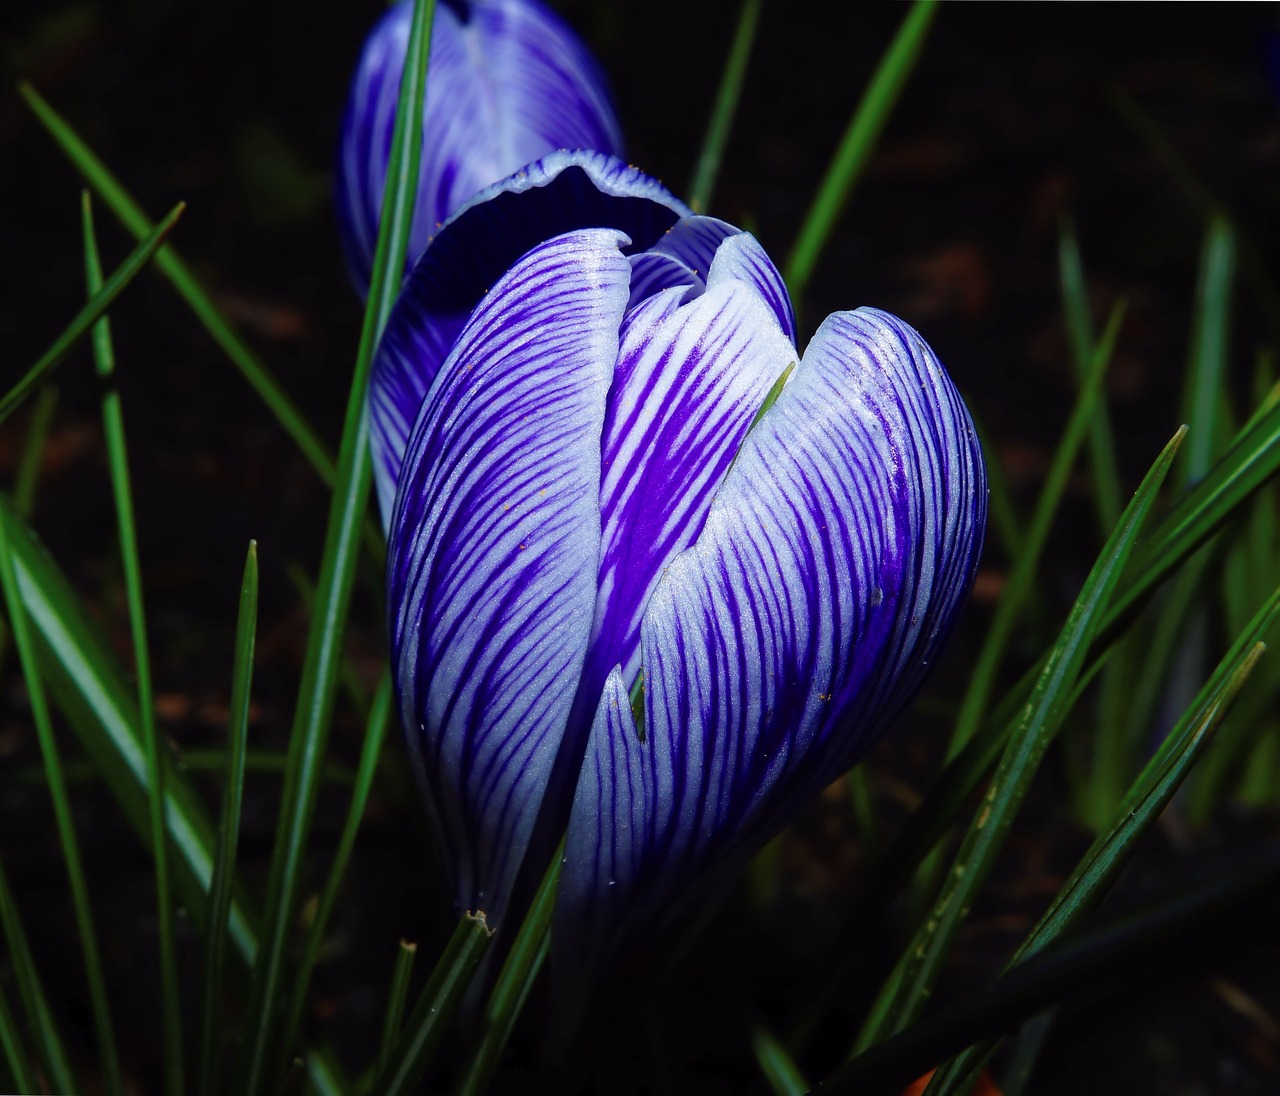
[556,306,986,970]
[388,228,631,922]
[370,150,690,527]
[336,0,624,296]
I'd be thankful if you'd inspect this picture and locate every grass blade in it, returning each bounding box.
[234,3,435,1090]
[18,82,336,485]
[751,1022,809,1096]
[0,976,36,1096]
[276,671,394,1068]
[1181,216,1235,482]
[1058,217,1122,532]
[82,191,183,1096]
[197,541,258,1096]
[376,940,418,1079]
[0,496,259,966]
[0,856,75,1094]
[0,508,123,1096]
[456,847,562,1096]
[686,0,763,213]
[853,426,1185,1053]
[370,914,492,1096]
[14,385,58,519]
[0,202,183,425]
[816,841,1280,1095]
[948,301,1125,756]
[784,0,938,304]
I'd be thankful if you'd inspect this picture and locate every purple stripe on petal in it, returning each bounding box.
[335,0,625,296]
[388,228,631,923]
[556,305,986,976]
[369,150,689,528]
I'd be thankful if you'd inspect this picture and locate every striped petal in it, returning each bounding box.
[388,228,631,922]
[370,150,689,527]
[336,0,624,296]
[557,306,986,971]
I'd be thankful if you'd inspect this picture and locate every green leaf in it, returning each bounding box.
[197,541,258,1096]
[783,0,938,304]
[371,914,493,1096]
[0,201,183,425]
[686,0,763,213]
[18,82,336,485]
[82,190,183,1096]
[0,975,37,1096]
[853,426,1185,1054]
[751,1022,810,1096]
[13,385,58,520]
[0,496,259,966]
[456,844,564,1096]
[376,940,419,1080]
[1180,216,1235,483]
[0,502,122,1096]
[234,3,434,1090]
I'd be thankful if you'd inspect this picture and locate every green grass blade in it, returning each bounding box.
[1181,216,1235,482]
[1058,217,1122,532]
[197,541,258,1096]
[815,841,1280,1096]
[784,0,937,304]
[370,914,492,1096]
[456,845,563,1096]
[376,940,419,1079]
[18,82,337,485]
[14,385,58,519]
[235,4,434,1089]
[0,201,183,426]
[948,301,1125,756]
[277,671,393,1068]
[853,426,1185,1054]
[924,614,1271,1096]
[0,976,36,1096]
[82,191,183,1096]
[686,0,763,213]
[0,856,76,1094]
[0,496,259,966]
[0,509,123,1096]
[751,1022,810,1096]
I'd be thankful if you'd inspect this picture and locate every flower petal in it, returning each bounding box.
[557,306,986,970]
[336,0,625,296]
[370,150,689,527]
[388,228,632,922]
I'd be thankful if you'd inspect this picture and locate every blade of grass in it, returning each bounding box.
[0,856,75,1094]
[752,1022,810,1096]
[1181,216,1235,483]
[1058,217,1122,532]
[368,914,492,1096]
[947,301,1125,756]
[0,495,259,966]
[276,671,394,1068]
[197,541,258,1096]
[815,840,1280,1095]
[18,82,336,485]
[375,941,418,1080]
[82,191,182,1096]
[0,977,36,1096]
[853,426,1185,1054]
[0,510,122,1096]
[235,3,436,1089]
[0,202,183,425]
[686,0,763,213]
[14,385,58,519]
[455,845,563,1096]
[784,0,938,304]
[924,608,1273,1096]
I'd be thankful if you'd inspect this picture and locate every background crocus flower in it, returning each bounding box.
[378,152,987,975]
[335,0,624,296]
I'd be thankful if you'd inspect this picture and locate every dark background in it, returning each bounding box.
[1,2,1278,1093]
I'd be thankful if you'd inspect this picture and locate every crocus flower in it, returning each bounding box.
[335,0,624,296]
[376,151,987,976]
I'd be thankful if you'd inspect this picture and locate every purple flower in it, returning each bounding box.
[376,151,987,975]
[335,0,624,296]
